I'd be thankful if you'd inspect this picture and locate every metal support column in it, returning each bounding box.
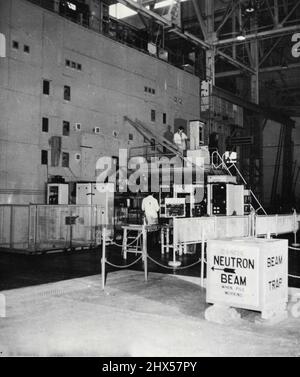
[250,14,259,104]
[282,124,294,207]
[250,40,259,104]
[205,0,215,84]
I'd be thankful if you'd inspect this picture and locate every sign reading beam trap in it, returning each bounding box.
[206,238,288,316]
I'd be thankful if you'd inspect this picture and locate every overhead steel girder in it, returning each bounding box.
[116,0,256,74]
[213,24,300,46]
[191,0,207,40]
[265,0,277,25]
[212,86,295,128]
[116,0,210,49]
[217,50,256,74]
[258,37,283,67]
[215,62,300,77]
[215,0,239,34]
[280,0,300,26]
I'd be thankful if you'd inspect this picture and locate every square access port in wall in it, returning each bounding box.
[74,123,81,131]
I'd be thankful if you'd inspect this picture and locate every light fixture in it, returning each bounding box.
[236,31,246,41]
[245,0,255,13]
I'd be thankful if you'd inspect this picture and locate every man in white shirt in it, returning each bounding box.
[142,194,160,225]
[173,126,188,154]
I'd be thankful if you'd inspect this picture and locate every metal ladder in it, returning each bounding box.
[211,150,267,215]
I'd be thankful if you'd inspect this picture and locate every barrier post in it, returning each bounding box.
[34,205,38,251]
[101,227,106,290]
[200,229,205,288]
[142,225,148,282]
[292,210,300,247]
[161,227,164,255]
[247,214,251,237]
[27,205,31,250]
[250,210,256,237]
[168,217,181,268]
[9,206,14,249]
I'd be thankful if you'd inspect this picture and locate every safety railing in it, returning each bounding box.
[101,225,206,289]
[173,212,300,245]
[25,1,200,78]
[211,150,267,215]
[129,145,174,161]
[173,215,252,245]
[0,204,107,253]
[100,222,300,292]
[255,212,299,237]
[0,205,30,250]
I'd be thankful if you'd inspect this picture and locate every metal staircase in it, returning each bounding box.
[125,116,266,214]
[125,116,183,160]
[125,117,222,172]
[124,117,207,171]
[211,151,267,215]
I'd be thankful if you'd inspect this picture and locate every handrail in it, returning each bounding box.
[129,144,174,160]
[211,150,267,215]
[125,117,205,172]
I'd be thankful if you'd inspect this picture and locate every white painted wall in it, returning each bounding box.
[0,0,200,204]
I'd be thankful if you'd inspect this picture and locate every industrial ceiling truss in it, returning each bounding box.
[112,0,299,114]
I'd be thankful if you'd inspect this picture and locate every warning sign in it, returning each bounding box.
[206,238,288,312]
[207,242,260,308]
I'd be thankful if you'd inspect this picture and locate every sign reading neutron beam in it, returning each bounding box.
[207,238,288,314]
[207,241,260,309]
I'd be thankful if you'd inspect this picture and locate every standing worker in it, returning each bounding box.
[173,126,188,155]
[142,193,160,226]
[142,193,160,249]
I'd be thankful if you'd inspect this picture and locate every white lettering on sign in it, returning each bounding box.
[291,33,300,58]
[67,2,77,11]
[267,255,283,268]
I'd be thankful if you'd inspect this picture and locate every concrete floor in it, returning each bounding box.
[1,237,300,357]
[0,245,205,291]
[1,239,300,290]
[1,271,300,357]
